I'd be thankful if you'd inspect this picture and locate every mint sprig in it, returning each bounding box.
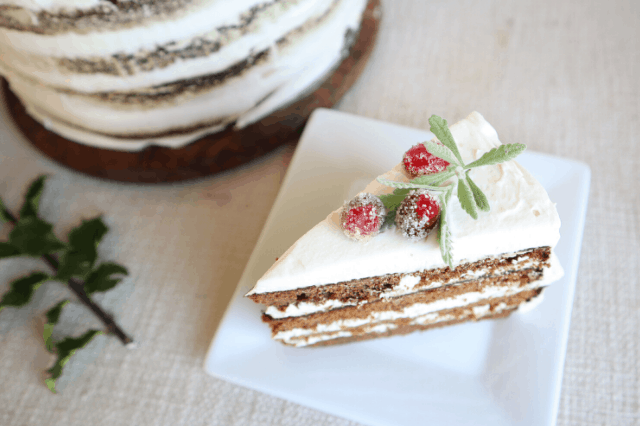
[0,176,133,393]
[377,114,526,266]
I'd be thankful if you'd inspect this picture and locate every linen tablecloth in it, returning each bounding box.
[1,0,638,425]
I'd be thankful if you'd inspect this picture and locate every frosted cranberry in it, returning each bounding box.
[340,193,387,241]
[403,142,450,178]
[395,189,440,240]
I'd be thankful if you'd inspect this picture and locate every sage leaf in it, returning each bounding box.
[411,170,455,187]
[466,173,490,212]
[437,186,455,267]
[57,217,108,281]
[84,263,128,296]
[376,177,447,192]
[45,329,102,393]
[465,143,526,169]
[423,140,460,167]
[378,188,410,211]
[9,217,66,257]
[429,115,464,165]
[0,242,21,259]
[44,300,69,352]
[457,178,478,220]
[19,175,47,219]
[0,272,50,312]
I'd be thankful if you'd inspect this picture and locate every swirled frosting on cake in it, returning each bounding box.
[0,0,368,150]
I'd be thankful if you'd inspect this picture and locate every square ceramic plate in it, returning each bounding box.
[204,109,591,426]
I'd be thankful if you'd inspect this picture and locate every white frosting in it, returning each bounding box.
[1,0,367,150]
[249,112,563,296]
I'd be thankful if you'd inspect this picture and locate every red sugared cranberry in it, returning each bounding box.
[394,189,440,240]
[340,193,387,241]
[403,142,450,178]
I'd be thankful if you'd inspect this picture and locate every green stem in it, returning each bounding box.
[3,210,133,346]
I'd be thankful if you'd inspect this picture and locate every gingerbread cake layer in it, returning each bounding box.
[278,288,544,347]
[265,267,544,337]
[0,0,369,149]
[249,247,551,318]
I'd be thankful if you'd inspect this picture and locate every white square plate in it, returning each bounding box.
[204,109,591,426]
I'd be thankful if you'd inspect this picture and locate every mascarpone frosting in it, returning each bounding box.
[248,112,562,295]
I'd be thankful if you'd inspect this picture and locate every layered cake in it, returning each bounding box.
[0,0,369,150]
[246,112,564,347]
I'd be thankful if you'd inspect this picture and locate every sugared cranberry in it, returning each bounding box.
[394,189,440,240]
[403,142,450,178]
[340,193,387,241]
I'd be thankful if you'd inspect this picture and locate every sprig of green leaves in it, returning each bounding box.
[377,114,527,266]
[0,175,131,393]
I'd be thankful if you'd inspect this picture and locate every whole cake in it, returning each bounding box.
[0,0,369,150]
[246,112,564,347]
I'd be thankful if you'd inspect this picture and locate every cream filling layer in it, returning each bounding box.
[264,252,541,319]
[6,0,367,151]
[279,291,526,347]
[249,112,563,296]
[0,0,338,92]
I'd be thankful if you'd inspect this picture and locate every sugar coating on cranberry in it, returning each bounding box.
[340,193,387,241]
[394,189,441,240]
[403,142,450,178]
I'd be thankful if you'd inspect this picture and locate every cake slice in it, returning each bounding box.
[246,112,563,347]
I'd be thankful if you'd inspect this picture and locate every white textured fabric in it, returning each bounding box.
[0,0,638,425]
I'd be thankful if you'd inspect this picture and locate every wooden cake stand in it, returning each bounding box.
[3,0,380,183]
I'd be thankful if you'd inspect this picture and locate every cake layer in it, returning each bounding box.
[277,288,543,347]
[1,0,368,150]
[247,112,562,296]
[266,268,546,334]
[251,247,551,315]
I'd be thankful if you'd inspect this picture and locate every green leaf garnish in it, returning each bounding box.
[429,115,464,165]
[0,242,21,259]
[465,143,526,169]
[19,175,47,219]
[56,217,108,281]
[376,114,527,266]
[84,263,128,296]
[0,197,14,223]
[437,185,455,267]
[0,272,50,312]
[44,300,69,352]
[411,169,456,187]
[457,177,478,220]
[466,173,490,212]
[9,217,66,257]
[378,188,411,211]
[376,177,447,192]
[423,140,461,166]
[45,329,102,393]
